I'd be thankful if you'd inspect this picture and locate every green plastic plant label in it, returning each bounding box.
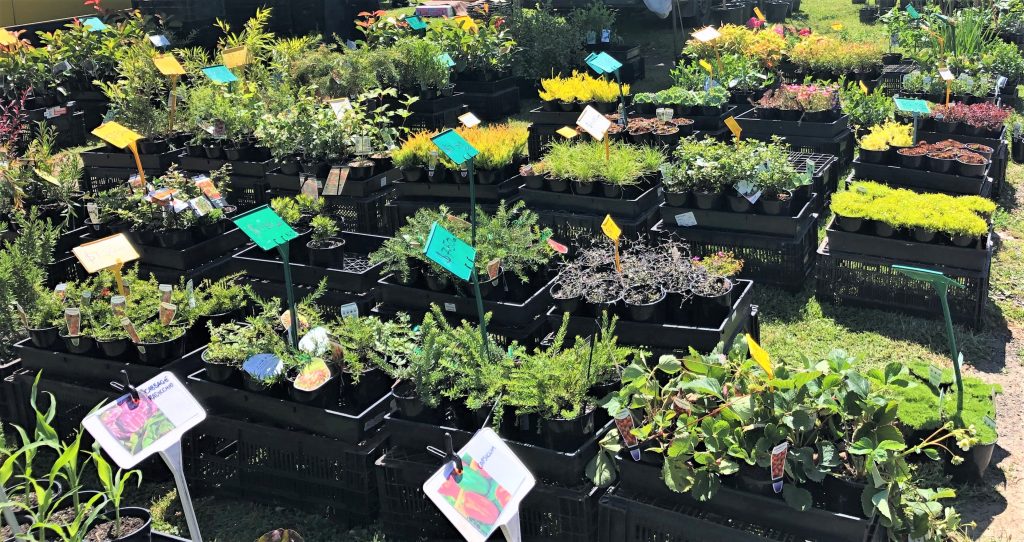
[438,52,456,68]
[82,17,109,32]
[906,4,921,19]
[893,98,930,115]
[231,205,298,250]
[201,65,238,84]
[406,15,427,30]
[432,130,478,165]
[585,52,622,75]
[424,221,476,281]
[928,365,943,390]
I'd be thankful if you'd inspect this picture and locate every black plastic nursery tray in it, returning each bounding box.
[265,167,399,196]
[240,276,378,317]
[56,226,88,254]
[735,109,851,140]
[80,147,182,170]
[410,92,466,113]
[385,413,613,487]
[128,227,250,271]
[547,279,754,354]
[232,231,386,293]
[521,183,663,218]
[825,217,992,272]
[186,368,393,443]
[852,159,992,196]
[15,339,204,387]
[659,192,819,237]
[137,252,241,285]
[528,105,623,127]
[614,457,881,542]
[395,174,523,202]
[378,272,555,327]
[177,155,280,177]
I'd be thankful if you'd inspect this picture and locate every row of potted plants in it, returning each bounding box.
[391,122,529,185]
[754,83,842,122]
[830,181,996,246]
[588,345,985,540]
[661,137,812,216]
[538,71,630,113]
[524,139,663,197]
[268,195,347,267]
[861,124,994,178]
[927,102,1012,139]
[632,86,730,117]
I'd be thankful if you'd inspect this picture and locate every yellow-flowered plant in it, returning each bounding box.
[859,122,914,151]
[683,24,785,68]
[391,123,529,170]
[539,71,630,103]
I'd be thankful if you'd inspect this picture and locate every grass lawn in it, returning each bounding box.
[136,1,1024,540]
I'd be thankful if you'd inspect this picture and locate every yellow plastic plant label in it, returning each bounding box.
[0,28,17,46]
[222,46,250,68]
[699,59,713,74]
[556,126,578,139]
[746,334,774,378]
[152,54,185,76]
[601,215,621,241]
[831,22,843,31]
[92,122,142,149]
[724,116,742,140]
[753,7,766,21]
[859,80,869,94]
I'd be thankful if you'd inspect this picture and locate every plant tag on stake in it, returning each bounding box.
[938,67,955,82]
[691,26,721,42]
[438,52,456,68]
[432,130,478,165]
[459,112,482,128]
[576,106,612,141]
[893,98,930,115]
[202,65,238,85]
[556,126,578,139]
[0,28,17,46]
[724,116,742,141]
[72,234,139,274]
[406,15,428,30]
[745,334,774,378]
[546,238,569,254]
[152,54,185,76]
[906,4,921,19]
[424,428,535,542]
[424,222,476,281]
[584,52,622,75]
[770,442,788,493]
[928,364,944,390]
[232,206,298,250]
[614,410,641,461]
[675,212,697,227]
[82,17,109,32]
[222,46,250,68]
[83,372,206,469]
[753,7,766,22]
[328,98,352,119]
[149,34,171,48]
[602,215,623,273]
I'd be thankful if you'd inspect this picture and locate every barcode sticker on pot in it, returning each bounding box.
[339,303,359,319]
[444,302,457,312]
[675,213,697,227]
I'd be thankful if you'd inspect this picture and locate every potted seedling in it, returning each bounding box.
[133,313,186,365]
[195,274,252,329]
[92,314,133,360]
[88,447,151,541]
[19,284,63,349]
[955,150,989,178]
[332,315,410,410]
[306,215,345,268]
[692,252,742,323]
[203,321,258,383]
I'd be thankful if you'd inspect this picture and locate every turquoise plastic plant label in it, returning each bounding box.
[906,4,921,19]
[893,98,930,115]
[585,52,622,75]
[432,130,478,165]
[82,17,109,32]
[423,222,476,281]
[438,52,456,68]
[231,205,298,250]
[202,65,238,84]
[406,16,427,30]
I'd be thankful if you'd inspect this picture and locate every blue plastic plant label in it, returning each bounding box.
[202,65,238,84]
[423,222,476,281]
[243,353,284,380]
[82,17,109,32]
[149,34,171,48]
[438,52,456,68]
[406,15,427,30]
[893,97,930,115]
[585,52,622,75]
[432,130,478,165]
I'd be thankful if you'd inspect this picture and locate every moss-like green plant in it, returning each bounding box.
[831,182,995,237]
[539,140,663,186]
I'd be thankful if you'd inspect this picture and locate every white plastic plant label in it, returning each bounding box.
[459,112,482,128]
[424,428,536,542]
[674,212,697,227]
[444,302,457,312]
[601,29,611,43]
[82,372,206,469]
[735,180,762,204]
[575,106,612,141]
[938,67,954,81]
[339,302,360,318]
[329,98,352,119]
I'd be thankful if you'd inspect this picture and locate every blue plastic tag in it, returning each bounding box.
[202,65,238,84]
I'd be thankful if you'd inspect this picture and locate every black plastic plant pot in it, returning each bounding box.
[241,372,285,396]
[730,463,777,498]
[572,180,596,195]
[881,52,903,64]
[822,476,867,517]
[96,337,132,359]
[394,381,441,423]
[341,366,391,411]
[933,120,959,134]
[540,408,596,453]
[476,168,500,185]
[136,138,168,155]
[524,175,545,190]
[925,154,955,174]
[757,193,793,216]
[779,109,802,121]
[203,142,224,159]
[279,159,301,176]
[186,143,204,157]
[836,216,864,233]
[955,159,987,178]
[765,0,789,22]
[557,100,577,112]
[912,227,937,243]
[667,291,696,325]
[726,193,753,213]
[61,334,95,355]
[85,219,111,235]
[196,220,228,240]
[547,176,570,193]
[401,166,425,183]
[873,221,897,238]
[859,7,878,24]
[593,101,616,114]
[98,507,152,542]
[424,271,453,293]
[654,130,680,148]
[1012,139,1024,164]
[224,141,251,161]
[664,190,691,207]
[602,182,623,199]
[153,228,193,249]
[476,270,506,302]
[696,281,734,324]
[307,238,346,269]
[946,442,995,482]
[696,105,721,117]
[623,286,667,323]
[859,148,887,164]
[757,107,779,120]
[288,372,340,407]
[348,161,375,181]
[28,326,59,349]
[693,190,722,210]
[711,5,745,26]
[201,350,238,383]
[136,331,185,366]
[898,151,926,169]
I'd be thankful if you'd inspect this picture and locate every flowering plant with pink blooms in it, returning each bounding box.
[758,84,838,112]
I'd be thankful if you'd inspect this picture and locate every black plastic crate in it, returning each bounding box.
[522,183,662,220]
[81,147,183,171]
[461,86,521,121]
[11,372,115,439]
[878,63,920,96]
[232,231,386,293]
[183,414,386,524]
[825,217,993,272]
[186,368,393,443]
[735,110,851,140]
[396,175,523,203]
[239,275,378,317]
[0,366,26,432]
[598,487,887,542]
[410,92,467,114]
[15,339,204,388]
[537,205,661,242]
[389,196,524,231]
[653,218,819,292]
[46,252,83,288]
[265,186,397,235]
[547,281,756,356]
[659,192,819,237]
[408,105,467,131]
[372,305,551,349]
[378,273,555,327]
[852,158,993,196]
[780,131,856,176]
[816,239,989,329]
[376,446,604,542]
[787,151,838,198]
[265,167,399,197]
[106,228,250,271]
[81,167,156,195]
[137,252,241,285]
[177,156,279,177]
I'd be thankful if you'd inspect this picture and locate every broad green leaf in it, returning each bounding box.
[679,377,723,400]
[690,470,720,501]
[657,355,682,374]
[923,448,940,461]
[782,485,813,511]
[871,489,892,519]
[585,452,616,487]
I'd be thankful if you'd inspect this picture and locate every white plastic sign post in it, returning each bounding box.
[424,428,535,542]
[82,373,206,542]
[576,106,612,141]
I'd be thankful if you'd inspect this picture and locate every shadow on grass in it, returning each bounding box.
[951,444,1011,538]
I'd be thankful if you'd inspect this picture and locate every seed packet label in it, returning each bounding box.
[674,212,697,227]
[601,215,621,241]
[890,34,899,47]
[459,112,482,128]
[222,46,249,68]
[424,428,535,542]
[735,180,762,204]
[43,106,67,119]
[406,15,427,30]
[86,202,100,223]
[243,353,284,380]
[486,259,501,279]
[601,29,611,43]
[152,54,185,76]
[770,442,788,493]
[82,17,109,32]
[432,130,478,165]
[615,410,641,461]
[546,238,569,254]
[83,372,206,469]
[556,126,578,139]
[190,196,214,216]
[159,302,177,326]
[691,26,721,42]
[149,34,171,48]
[170,198,189,213]
[586,30,597,45]
[111,296,126,317]
[424,221,476,281]
[584,52,622,75]
[576,106,612,141]
[294,359,331,391]
[232,205,298,250]
[938,67,955,81]
[300,174,320,200]
[323,166,349,196]
[121,318,140,343]
[444,302,457,312]
[92,122,142,149]
[194,177,223,202]
[73,234,140,274]
[329,97,353,119]
[202,65,238,84]
[339,302,360,319]
[64,308,81,336]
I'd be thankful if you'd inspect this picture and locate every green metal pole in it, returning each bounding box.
[936,286,964,415]
[277,241,300,349]
[467,159,490,360]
